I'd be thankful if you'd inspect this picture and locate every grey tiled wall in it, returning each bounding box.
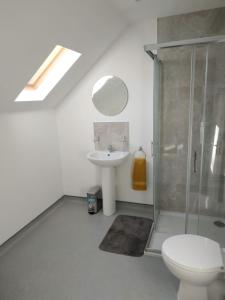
[93,122,129,151]
[157,7,225,43]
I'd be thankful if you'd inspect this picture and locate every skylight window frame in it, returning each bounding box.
[15,45,81,102]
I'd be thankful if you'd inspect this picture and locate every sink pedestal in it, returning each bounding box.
[87,150,129,216]
[102,167,116,216]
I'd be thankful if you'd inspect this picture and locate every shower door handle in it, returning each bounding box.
[151,142,154,157]
[193,151,197,173]
[151,141,158,157]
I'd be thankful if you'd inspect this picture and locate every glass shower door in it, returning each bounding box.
[197,42,225,247]
[185,45,208,235]
[148,46,193,252]
[186,42,225,248]
[152,57,161,228]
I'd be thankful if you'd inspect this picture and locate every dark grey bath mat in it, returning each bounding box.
[99,215,153,257]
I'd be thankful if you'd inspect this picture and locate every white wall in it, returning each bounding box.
[0,110,63,245]
[56,18,157,205]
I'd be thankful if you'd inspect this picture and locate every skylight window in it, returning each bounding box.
[15,45,81,102]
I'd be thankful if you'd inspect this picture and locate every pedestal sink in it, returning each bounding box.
[87,151,129,216]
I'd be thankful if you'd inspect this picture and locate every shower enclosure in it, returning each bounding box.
[144,36,225,254]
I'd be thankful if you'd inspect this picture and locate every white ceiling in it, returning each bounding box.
[0,0,225,112]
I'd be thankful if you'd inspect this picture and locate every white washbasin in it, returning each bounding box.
[87,150,129,167]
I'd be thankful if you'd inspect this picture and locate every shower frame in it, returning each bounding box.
[144,34,225,255]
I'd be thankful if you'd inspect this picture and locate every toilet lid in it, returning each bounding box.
[162,234,223,272]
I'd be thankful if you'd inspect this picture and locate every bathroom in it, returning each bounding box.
[0,1,225,300]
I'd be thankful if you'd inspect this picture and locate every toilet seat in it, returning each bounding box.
[162,234,223,273]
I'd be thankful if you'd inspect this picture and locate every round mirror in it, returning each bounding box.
[92,75,128,116]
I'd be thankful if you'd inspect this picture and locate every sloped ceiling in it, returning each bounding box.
[1,0,225,112]
[0,0,126,112]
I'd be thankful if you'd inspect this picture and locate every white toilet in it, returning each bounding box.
[162,234,224,300]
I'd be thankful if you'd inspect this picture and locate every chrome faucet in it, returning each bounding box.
[94,136,100,143]
[107,145,113,152]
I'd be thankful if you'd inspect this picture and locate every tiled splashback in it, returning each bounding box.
[93,122,129,151]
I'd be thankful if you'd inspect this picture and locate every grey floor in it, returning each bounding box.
[0,197,178,300]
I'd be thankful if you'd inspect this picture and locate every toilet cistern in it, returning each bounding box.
[87,150,129,216]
